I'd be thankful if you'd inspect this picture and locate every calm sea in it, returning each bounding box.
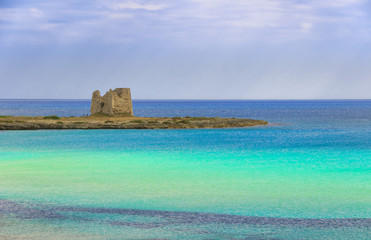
[0,100,370,239]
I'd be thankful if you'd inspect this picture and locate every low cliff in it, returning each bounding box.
[0,116,268,130]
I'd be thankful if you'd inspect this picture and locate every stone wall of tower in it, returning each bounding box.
[90,88,133,116]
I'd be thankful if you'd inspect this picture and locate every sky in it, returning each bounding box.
[0,0,371,99]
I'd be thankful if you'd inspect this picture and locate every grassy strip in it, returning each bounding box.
[43,115,60,120]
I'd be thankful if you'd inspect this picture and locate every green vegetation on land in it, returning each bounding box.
[43,115,60,120]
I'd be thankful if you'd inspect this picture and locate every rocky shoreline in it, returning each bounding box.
[0,116,267,130]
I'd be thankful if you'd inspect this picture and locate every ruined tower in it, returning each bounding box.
[90,88,133,116]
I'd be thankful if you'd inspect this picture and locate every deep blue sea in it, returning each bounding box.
[1,99,370,126]
[0,99,370,239]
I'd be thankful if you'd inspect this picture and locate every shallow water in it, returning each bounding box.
[0,100,370,239]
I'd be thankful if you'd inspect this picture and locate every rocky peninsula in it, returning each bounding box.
[0,88,268,130]
[0,115,267,130]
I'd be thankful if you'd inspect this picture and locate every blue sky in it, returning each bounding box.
[1,0,370,99]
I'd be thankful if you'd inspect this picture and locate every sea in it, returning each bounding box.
[0,99,370,239]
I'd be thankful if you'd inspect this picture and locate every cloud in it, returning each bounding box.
[1,7,44,22]
[0,0,370,45]
[109,1,169,11]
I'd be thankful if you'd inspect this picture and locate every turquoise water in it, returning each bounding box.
[0,100,370,239]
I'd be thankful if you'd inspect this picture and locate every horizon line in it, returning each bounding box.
[0,98,370,101]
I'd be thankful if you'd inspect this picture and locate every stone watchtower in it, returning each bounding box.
[90,88,133,116]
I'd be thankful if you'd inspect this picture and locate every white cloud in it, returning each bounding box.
[106,12,132,19]
[0,0,370,44]
[1,7,44,23]
[29,8,43,17]
[110,1,169,11]
[301,22,313,30]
